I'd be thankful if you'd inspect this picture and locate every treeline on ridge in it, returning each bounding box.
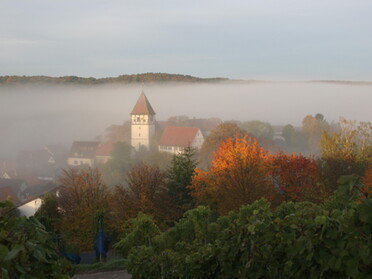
[0,73,229,86]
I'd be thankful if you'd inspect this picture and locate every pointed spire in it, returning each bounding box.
[130,91,156,115]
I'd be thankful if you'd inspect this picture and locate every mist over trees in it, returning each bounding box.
[1,80,371,277]
[1,81,371,159]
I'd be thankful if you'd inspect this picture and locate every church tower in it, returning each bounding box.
[130,91,156,151]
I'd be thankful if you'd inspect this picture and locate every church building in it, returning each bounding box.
[130,92,156,151]
[130,91,205,153]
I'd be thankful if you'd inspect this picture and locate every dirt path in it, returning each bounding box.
[72,270,131,279]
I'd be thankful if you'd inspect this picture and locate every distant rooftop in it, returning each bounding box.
[159,126,200,147]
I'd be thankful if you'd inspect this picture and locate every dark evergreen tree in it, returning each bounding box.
[166,146,198,219]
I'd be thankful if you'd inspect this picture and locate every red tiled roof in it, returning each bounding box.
[159,126,200,147]
[0,186,20,203]
[131,92,156,115]
[95,142,115,156]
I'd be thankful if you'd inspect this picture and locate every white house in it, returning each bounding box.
[158,126,204,154]
[67,141,100,167]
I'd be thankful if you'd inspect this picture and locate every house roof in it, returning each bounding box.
[159,126,200,147]
[0,186,20,203]
[69,141,100,158]
[131,92,156,115]
[95,142,115,157]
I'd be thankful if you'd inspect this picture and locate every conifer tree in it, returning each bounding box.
[166,146,198,218]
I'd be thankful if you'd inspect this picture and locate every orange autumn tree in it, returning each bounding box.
[190,136,274,215]
[272,152,324,203]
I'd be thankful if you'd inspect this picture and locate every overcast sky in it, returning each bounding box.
[1,0,372,80]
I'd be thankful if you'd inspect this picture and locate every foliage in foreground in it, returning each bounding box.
[121,175,372,279]
[58,168,109,250]
[75,258,127,273]
[0,200,74,279]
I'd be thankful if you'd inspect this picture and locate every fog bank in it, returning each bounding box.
[1,82,371,158]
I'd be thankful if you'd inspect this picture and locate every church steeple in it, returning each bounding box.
[130,91,156,151]
[130,91,156,115]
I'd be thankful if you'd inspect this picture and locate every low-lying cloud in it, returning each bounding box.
[0,82,371,158]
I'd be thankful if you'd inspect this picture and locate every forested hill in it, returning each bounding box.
[0,73,230,86]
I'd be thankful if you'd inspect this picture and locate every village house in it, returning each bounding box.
[67,141,100,167]
[95,141,116,164]
[67,141,119,167]
[158,126,204,154]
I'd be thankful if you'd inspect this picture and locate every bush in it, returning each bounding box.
[123,175,372,279]
[0,200,74,278]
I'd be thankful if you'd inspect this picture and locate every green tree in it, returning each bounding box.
[125,176,372,279]
[166,146,198,219]
[239,120,274,141]
[114,212,160,257]
[135,149,173,171]
[100,142,133,186]
[34,193,60,233]
[320,119,372,190]
[302,114,331,154]
[0,200,74,278]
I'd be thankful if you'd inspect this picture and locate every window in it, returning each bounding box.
[74,160,78,165]
[137,116,140,122]
[139,133,141,136]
